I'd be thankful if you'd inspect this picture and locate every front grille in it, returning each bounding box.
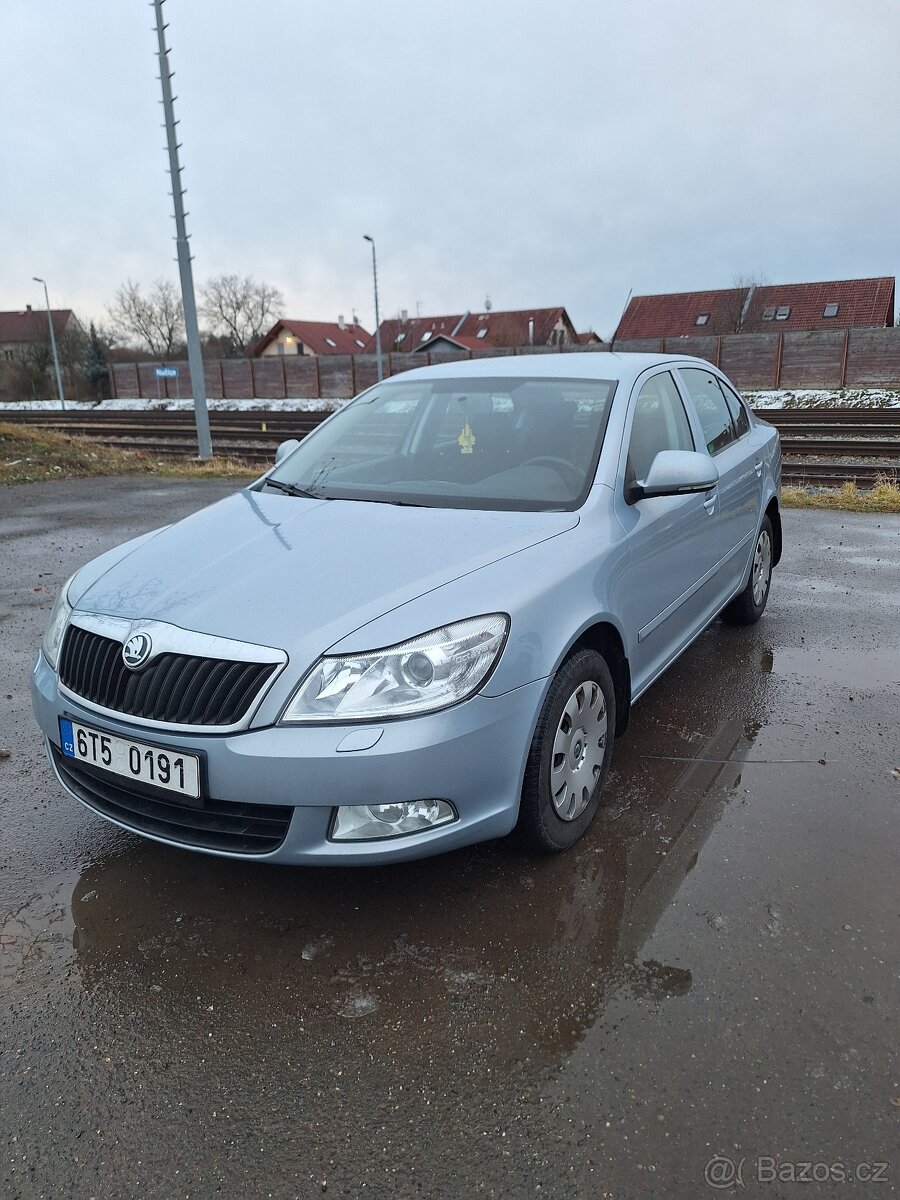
[51,745,292,855]
[59,625,278,726]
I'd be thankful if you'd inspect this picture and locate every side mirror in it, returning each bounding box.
[627,450,718,504]
[274,438,301,465]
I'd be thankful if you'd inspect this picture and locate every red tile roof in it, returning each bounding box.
[0,309,75,344]
[615,277,895,340]
[412,333,486,353]
[252,319,371,356]
[742,277,895,332]
[370,315,466,354]
[364,307,578,353]
[614,289,748,339]
[455,307,575,347]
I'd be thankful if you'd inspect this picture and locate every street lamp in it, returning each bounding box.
[32,277,66,409]
[363,235,383,381]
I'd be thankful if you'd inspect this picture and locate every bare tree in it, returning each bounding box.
[107,279,184,356]
[199,274,284,352]
[2,342,53,400]
[719,271,771,333]
[0,321,89,401]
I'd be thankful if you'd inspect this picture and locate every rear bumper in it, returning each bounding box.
[32,651,545,864]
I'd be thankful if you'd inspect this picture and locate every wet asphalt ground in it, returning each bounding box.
[1,477,897,1199]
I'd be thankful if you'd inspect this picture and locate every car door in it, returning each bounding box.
[676,367,763,600]
[613,369,724,694]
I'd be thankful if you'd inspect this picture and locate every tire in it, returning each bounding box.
[721,515,774,625]
[517,649,616,853]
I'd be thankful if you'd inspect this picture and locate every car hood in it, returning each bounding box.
[73,489,579,656]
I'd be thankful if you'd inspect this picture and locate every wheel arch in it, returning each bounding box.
[566,620,632,737]
[765,496,782,567]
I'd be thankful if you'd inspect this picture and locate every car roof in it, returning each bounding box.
[384,351,717,389]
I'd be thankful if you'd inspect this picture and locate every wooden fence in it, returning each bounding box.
[610,326,900,390]
[109,326,900,401]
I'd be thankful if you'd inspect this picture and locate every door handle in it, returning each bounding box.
[754,459,763,478]
[703,491,717,515]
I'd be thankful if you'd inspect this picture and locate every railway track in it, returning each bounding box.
[76,438,275,465]
[3,406,898,487]
[778,438,900,457]
[781,461,896,488]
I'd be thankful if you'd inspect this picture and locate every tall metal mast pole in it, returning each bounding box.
[152,0,212,459]
[363,235,383,381]
[33,277,66,409]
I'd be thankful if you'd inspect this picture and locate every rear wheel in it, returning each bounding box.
[517,649,616,853]
[721,515,773,625]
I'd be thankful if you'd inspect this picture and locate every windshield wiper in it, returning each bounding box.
[347,495,426,507]
[263,478,322,499]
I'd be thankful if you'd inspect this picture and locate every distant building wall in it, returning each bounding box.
[259,330,310,357]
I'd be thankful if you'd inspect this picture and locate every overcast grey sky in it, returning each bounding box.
[2,0,898,339]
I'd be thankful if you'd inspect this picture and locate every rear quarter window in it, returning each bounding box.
[717,379,751,438]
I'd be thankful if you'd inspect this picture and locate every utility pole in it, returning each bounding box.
[152,0,212,459]
[32,277,66,409]
[363,235,383,381]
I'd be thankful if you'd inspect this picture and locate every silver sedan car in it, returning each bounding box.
[32,353,781,863]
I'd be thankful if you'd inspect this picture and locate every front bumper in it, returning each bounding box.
[32,651,546,864]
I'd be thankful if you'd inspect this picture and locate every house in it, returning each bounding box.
[614,277,896,340]
[614,290,747,340]
[252,318,371,357]
[742,278,895,333]
[408,333,490,354]
[0,307,78,360]
[364,307,586,354]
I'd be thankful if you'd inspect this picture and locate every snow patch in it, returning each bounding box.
[746,388,900,409]
[3,389,899,412]
[0,397,348,413]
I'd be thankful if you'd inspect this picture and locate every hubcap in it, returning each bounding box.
[752,529,772,606]
[550,680,607,821]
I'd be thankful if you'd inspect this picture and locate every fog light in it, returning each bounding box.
[330,799,457,841]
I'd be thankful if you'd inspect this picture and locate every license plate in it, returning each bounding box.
[59,718,201,801]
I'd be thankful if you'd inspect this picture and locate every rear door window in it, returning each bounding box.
[679,368,737,455]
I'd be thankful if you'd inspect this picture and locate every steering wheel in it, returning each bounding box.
[520,456,582,490]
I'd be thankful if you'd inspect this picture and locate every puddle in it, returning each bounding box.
[776,647,898,690]
[21,716,760,1068]
[7,616,774,1073]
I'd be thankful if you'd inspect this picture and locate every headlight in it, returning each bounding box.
[282,613,509,722]
[41,575,75,669]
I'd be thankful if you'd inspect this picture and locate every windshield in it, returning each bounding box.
[264,375,617,511]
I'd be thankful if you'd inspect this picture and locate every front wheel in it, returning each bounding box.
[721,515,774,625]
[517,649,616,853]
